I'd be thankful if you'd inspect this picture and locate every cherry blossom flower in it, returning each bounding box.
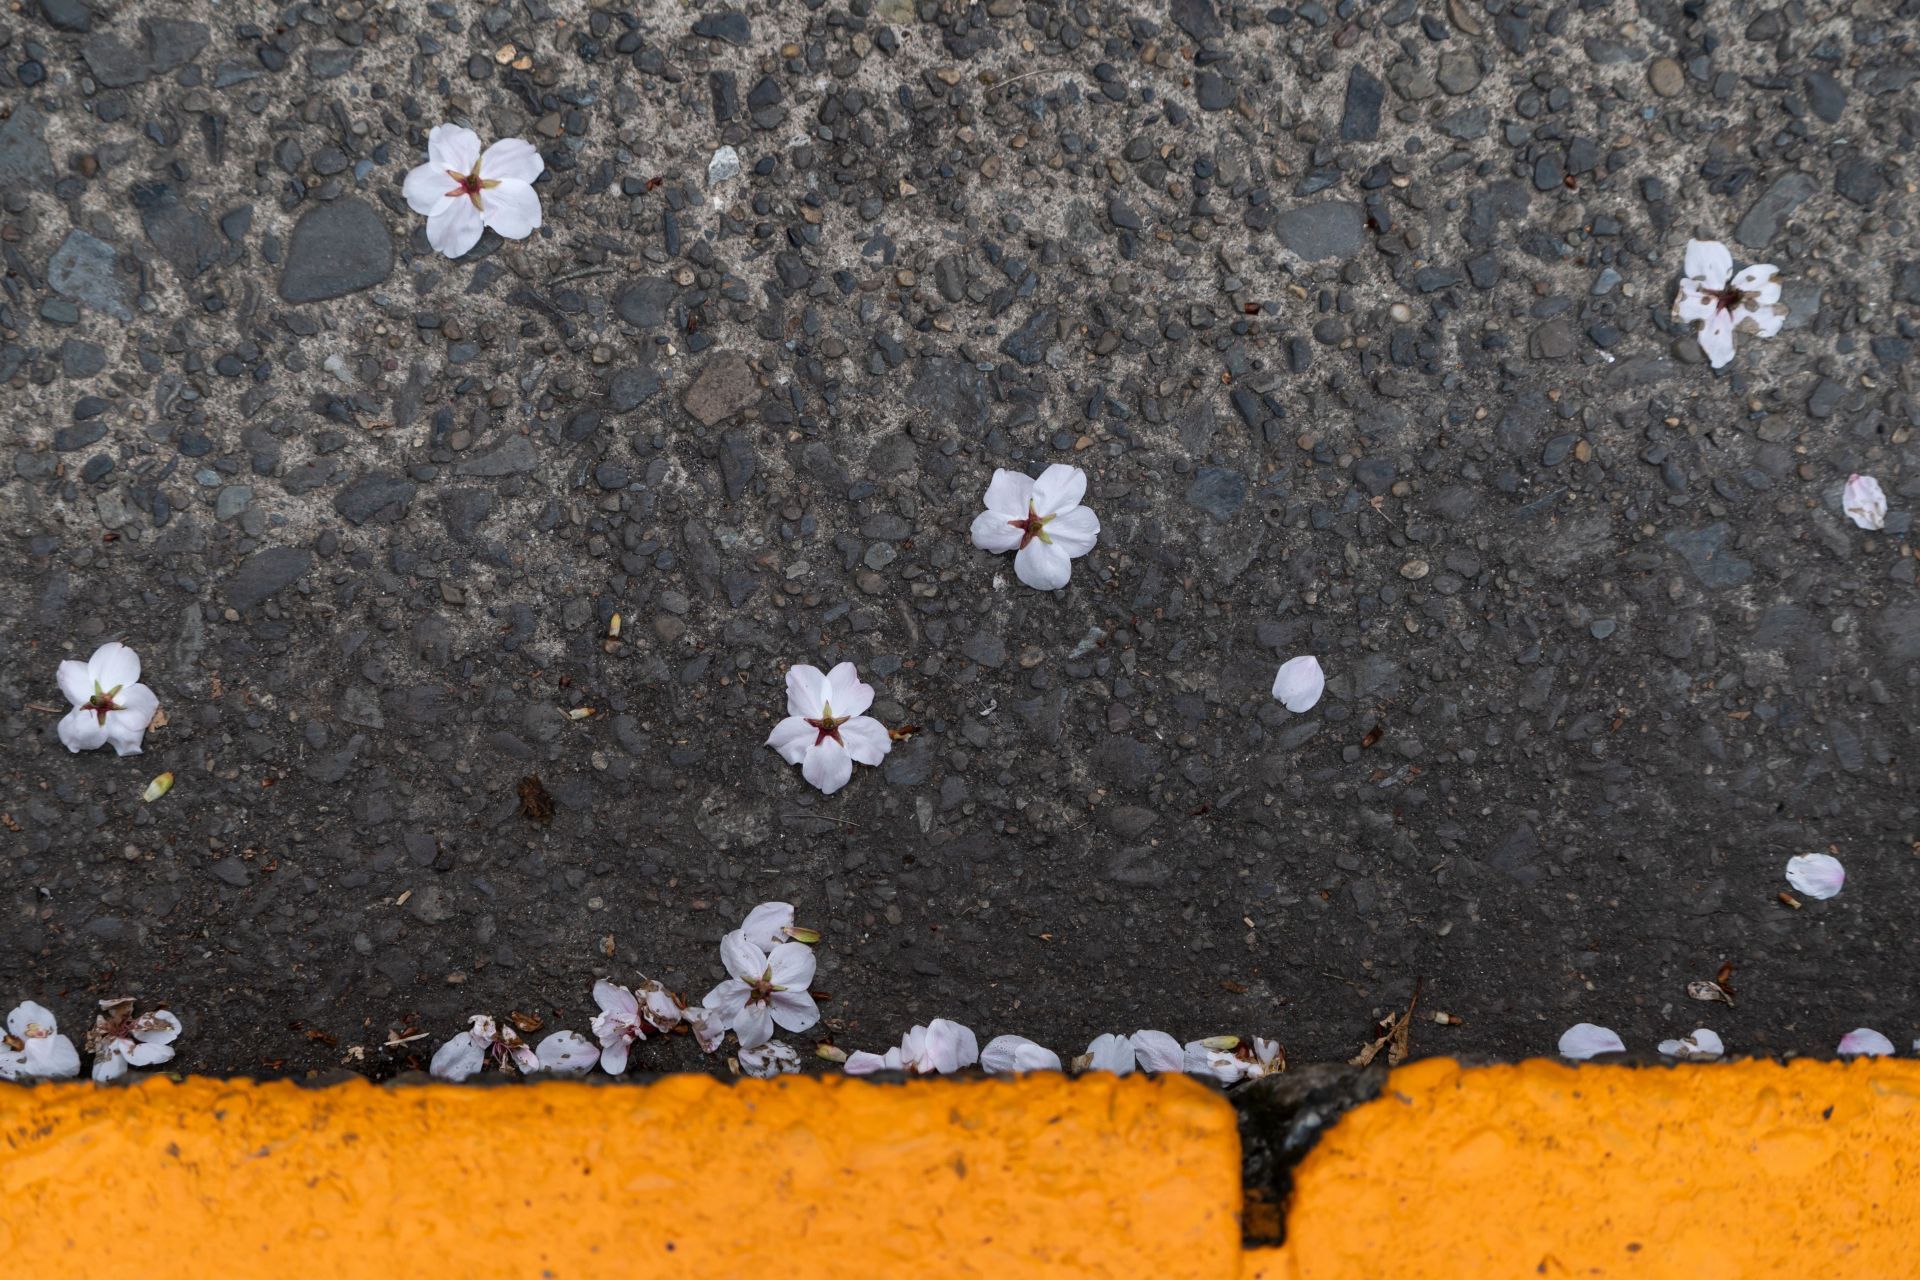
[737,1040,801,1079]
[765,662,892,795]
[0,1001,81,1081]
[844,1019,979,1075]
[402,124,544,259]
[1838,1028,1895,1058]
[1272,655,1325,714]
[532,1030,600,1076]
[56,642,159,756]
[702,930,819,1049]
[1785,853,1845,901]
[86,998,181,1084]
[1843,475,1887,531]
[430,1015,538,1082]
[590,979,683,1075]
[1671,239,1785,369]
[1657,1029,1724,1061]
[969,464,1101,590]
[981,1035,1062,1074]
[1557,1023,1625,1060]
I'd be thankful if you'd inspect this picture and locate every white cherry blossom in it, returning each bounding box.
[737,1040,801,1078]
[1837,1028,1895,1058]
[1657,1029,1724,1061]
[702,930,819,1049]
[86,998,181,1084]
[56,642,159,756]
[403,124,544,259]
[0,1001,81,1081]
[970,464,1100,590]
[980,1035,1062,1074]
[765,662,892,795]
[1671,238,1784,369]
[1842,475,1886,531]
[1272,655,1325,714]
[1558,1022,1625,1060]
[844,1019,979,1075]
[1785,853,1845,901]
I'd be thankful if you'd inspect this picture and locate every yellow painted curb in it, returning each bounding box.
[4,1059,1918,1278]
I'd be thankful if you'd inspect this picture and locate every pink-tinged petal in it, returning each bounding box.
[1272,655,1325,713]
[801,739,855,795]
[982,468,1035,518]
[949,1021,979,1069]
[1671,283,1718,325]
[837,716,892,767]
[740,902,796,951]
[123,1041,174,1068]
[703,981,750,1022]
[534,1030,599,1076]
[426,123,481,172]
[89,641,141,690]
[1029,463,1088,516]
[922,1020,963,1073]
[767,940,817,990]
[8,1001,54,1039]
[105,684,158,756]
[506,1042,540,1075]
[58,706,108,753]
[823,661,874,718]
[766,716,816,765]
[1557,1023,1625,1060]
[768,989,819,1034]
[784,664,828,718]
[599,1038,631,1076]
[685,1006,726,1053]
[480,181,542,240]
[1734,303,1785,339]
[1838,1028,1894,1057]
[986,1036,1062,1073]
[719,931,767,983]
[970,508,1025,553]
[1044,505,1100,557]
[1842,475,1887,531]
[593,979,638,1020]
[480,136,544,185]
[426,201,485,259]
[1129,1030,1185,1073]
[1731,264,1780,302]
[1085,1033,1135,1075]
[843,1050,891,1075]
[640,982,682,1031]
[1013,538,1073,591]
[1785,853,1845,900]
[1683,239,1732,288]
[1696,310,1737,368]
[732,1002,775,1049]
[56,660,92,709]
[1657,1029,1724,1060]
[403,162,454,216]
[91,1049,129,1084]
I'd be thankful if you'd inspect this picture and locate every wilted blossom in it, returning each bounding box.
[766,662,892,795]
[702,931,819,1050]
[590,979,685,1075]
[736,1040,801,1079]
[1837,1028,1895,1058]
[1657,1029,1725,1061]
[683,1004,727,1054]
[980,1035,1062,1074]
[403,125,543,259]
[86,998,182,1084]
[56,642,159,756]
[1238,1037,1285,1080]
[969,464,1100,590]
[1271,656,1325,714]
[1785,854,1845,901]
[1670,239,1785,369]
[844,1019,979,1075]
[1558,1023,1625,1060]
[0,1001,81,1081]
[1842,475,1886,531]
[1183,1036,1247,1084]
[430,1015,537,1082]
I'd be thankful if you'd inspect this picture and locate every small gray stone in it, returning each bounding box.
[406,884,456,925]
[1529,317,1576,360]
[214,485,252,521]
[609,366,662,410]
[209,857,251,888]
[1734,172,1817,249]
[1664,522,1753,589]
[333,472,417,525]
[1185,466,1246,522]
[1340,65,1383,141]
[279,198,394,302]
[616,278,674,328]
[0,107,54,189]
[454,435,539,477]
[48,230,132,322]
[1648,57,1684,97]
[682,351,759,425]
[1274,201,1364,260]
[1804,72,1845,123]
[226,546,314,610]
[1437,49,1482,95]
[999,306,1057,366]
[707,144,741,185]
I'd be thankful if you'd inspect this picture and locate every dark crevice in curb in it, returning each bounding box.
[1234,1063,1388,1246]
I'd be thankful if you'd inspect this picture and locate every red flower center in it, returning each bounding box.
[443,165,497,208]
[1009,502,1053,550]
[805,702,848,747]
[85,683,123,726]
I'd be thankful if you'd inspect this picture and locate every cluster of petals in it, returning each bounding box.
[969,464,1100,590]
[56,642,159,756]
[1671,239,1785,369]
[700,903,821,1051]
[86,998,183,1083]
[0,1001,82,1080]
[430,1015,597,1081]
[404,124,544,259]
[766,662,892,795]
[590,979,685,1075]
[844,1019,980,1075]
[1656,1028,1725,1061]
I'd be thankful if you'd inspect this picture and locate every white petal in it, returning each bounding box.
[1734,303,1786,339]
[105,684,158,756]
[922,1019,975,1073]
[1683,239,1732,288]
[1785,853,1845,900]
[58,706,108,753]
[843,1050,892,1075]
[402,162,455,217]
[981,1035,1062,1074]
[534,1030,600,1076]
[1184,1046,1248,1084]
[823,661,874,718]
[685,1005,726,1053]
[766,716,816,765]
[1842,475,1886,531]
[1272,655,1325,714]
[1084,1033,1135,1075]
[1029,463,1088,516]
[91,1049,129,1084]
[639,982,682,1031]
[125,1041,174,1068]
[1129,1030,1185,1073]
[1557,1023,1625,1060]
[89,641,141,690]
[801,740,855,794]
[1044,505,1100,558]
[1697,310,1737,369]
[768,989,819,1034]
[1837,1028,1894,1057]
[426,202,485,259]
[740,902,795,951]
[425,123,481,172]
[131,1009,182,1045]
[767,940,817,990]
[971,508,1025,553]
[1671,283,1718,325]
[23,1034,81,1079]
[1657,1029,1724,1061]
[8,1001,55,1039]
[737,1040,799,1078]
[56,660,92,709]
[480,136,544,185]
[593,979,639,1020]
[732,1002,775,1049]
[1731,264,1780,300]
[703,979,750,1023]
[719,931,767,983]
[982,468,1035,518]
[1013,538,1073,591]
[599,1038,631,1076]
[838,716,892,767]
[480,181,542,241]
[784,664,828,719]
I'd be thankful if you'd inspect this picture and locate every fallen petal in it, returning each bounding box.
[1271,655,1325,714]
[1842,474,1886,531]
[1558,1023,1625,1060]
[1838,1028,1894,1057]
[1784,853,1844,900]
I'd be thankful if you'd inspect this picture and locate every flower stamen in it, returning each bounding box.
[85,681,124,726]
[1009,501,1054,549]
[805,699,848,747]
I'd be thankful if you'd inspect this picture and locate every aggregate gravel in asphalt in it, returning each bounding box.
[1,0,1916,1077]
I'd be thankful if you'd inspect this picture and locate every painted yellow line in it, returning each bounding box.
[2,1059,1916,1278]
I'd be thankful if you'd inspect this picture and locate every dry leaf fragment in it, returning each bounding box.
[1687,979,1735,1006]
[508,1010,543,1034]
[1350,979,1422,1066]
[142,772,174,803]
[518,774,555,824]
